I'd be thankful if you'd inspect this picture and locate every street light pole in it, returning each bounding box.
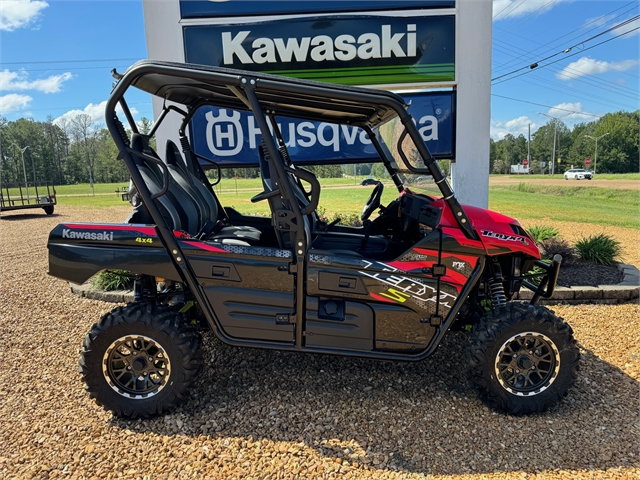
[584,133,610,175]
[12,144,30,201]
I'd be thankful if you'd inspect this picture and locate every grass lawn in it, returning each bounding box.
[490,173,640,181]
[48,178,639,229]
[489,184,639,229]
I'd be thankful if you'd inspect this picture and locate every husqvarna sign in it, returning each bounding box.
[184,16,455,86]
[191,91,455,167]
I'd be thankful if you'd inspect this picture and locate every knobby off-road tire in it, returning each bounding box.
[466,302,579,415]
[79,302,203,419]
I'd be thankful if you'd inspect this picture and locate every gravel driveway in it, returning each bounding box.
[1,206,638,479]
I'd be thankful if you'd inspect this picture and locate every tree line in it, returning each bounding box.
[490,110,639,174]
[1,109,637,190]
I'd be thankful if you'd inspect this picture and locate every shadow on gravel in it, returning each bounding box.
[116,332,640,476]
[0,212,61,220]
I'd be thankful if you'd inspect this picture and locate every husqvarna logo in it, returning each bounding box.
[222,25,418,66]
[203,112,439,157]
[205,110,244,156]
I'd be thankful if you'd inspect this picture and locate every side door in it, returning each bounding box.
[181,239,296,344]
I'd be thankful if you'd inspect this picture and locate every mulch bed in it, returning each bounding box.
[557,260,623,287]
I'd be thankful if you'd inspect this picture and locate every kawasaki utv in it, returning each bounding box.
[47,61,578,419]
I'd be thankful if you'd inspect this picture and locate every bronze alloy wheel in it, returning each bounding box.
[103,335,171,399]
[494,332,560,396]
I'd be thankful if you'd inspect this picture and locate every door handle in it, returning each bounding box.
[212,266,231,278]
[338,276,357,289]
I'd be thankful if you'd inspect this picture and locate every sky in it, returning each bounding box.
[0,0,638,140]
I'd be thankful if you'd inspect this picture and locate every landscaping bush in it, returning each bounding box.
[527,225,559,244]
[540,238,576,263]
[317,206,363,227]
[92,270,135,291]
[575,234,621,266]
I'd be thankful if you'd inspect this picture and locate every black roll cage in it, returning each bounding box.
[105,61,479,357]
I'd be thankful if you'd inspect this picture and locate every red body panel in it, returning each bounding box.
[427,197,540,259]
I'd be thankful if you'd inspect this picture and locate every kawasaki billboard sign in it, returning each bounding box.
[183,15,455,86]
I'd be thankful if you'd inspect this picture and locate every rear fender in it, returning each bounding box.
[47,223,181,284]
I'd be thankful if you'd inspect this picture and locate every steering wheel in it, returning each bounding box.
[361,182,384,221]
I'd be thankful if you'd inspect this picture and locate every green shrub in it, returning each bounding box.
[574,234,621,266]
[527,225,559,244]
[92,270,135,291]
[540,238,576,263]
[316,206,363,227]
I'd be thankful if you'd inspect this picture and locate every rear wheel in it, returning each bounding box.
[466,302,579,415]
[43,205,54,215]
[79,302,203,419]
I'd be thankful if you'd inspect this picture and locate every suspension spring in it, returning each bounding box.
[180,135,191,152]
[114,117,130,147]
[488,278,507,307]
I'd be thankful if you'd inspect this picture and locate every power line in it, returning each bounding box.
[492,24,640,84]
[0,57,142,66]
[492,15,640,81]
[493,0,529,22]
[491,94,602,118]
[492,41,639,98]
[492,1,638,73]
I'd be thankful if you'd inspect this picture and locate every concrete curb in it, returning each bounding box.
[70,263,639,306]
[70,282,134,304]
[513,262,639,305]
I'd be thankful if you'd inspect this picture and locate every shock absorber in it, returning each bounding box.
[488,261,507,307]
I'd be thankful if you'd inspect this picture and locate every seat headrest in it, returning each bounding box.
[165,140,184,168]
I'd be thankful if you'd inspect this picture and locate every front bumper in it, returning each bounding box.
[521,254,562,305]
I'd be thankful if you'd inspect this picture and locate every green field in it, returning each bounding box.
[490,173,640,181]
[31,177,639,229]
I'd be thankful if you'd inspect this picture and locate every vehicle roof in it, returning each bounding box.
[118,60,408,128]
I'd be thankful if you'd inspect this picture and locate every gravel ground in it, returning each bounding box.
[1,206,638,480]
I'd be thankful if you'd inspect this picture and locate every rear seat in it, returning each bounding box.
[129,134,261,245]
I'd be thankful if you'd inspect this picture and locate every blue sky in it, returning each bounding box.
[1,0,638,140]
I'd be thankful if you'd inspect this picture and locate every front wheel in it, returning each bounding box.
[43,205,54,215]
[79,302,203,419]
[466,303,579,415]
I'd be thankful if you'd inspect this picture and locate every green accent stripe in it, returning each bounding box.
[262,64,454,85]
[269,63,455,75]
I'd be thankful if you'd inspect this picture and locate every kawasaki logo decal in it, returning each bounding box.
[184,15,455,86]
[62,229,114,241]
[222,25,418,65]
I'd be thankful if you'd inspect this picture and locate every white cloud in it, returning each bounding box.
[493,0,568,21]
[0,69,72,93]
[556,57,639,80]
[546,102,593,121]
[614,15,640,38]
[491,116,536,140]
[0,0,48,31]
[0,93,32,114]
[54,101,139,128]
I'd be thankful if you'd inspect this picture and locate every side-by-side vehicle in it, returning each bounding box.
[47,61,579,419]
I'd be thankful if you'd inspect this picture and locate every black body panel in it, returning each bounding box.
[305,297,374,351]
[47,223,181,284]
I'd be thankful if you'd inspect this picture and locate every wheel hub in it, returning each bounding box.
[103,335,171,399]
[495,332,560,396]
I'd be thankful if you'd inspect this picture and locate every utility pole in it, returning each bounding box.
[539,112,569,176]
[528,123,531,171]
[12,144,30,201]
[584,133,610,174]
